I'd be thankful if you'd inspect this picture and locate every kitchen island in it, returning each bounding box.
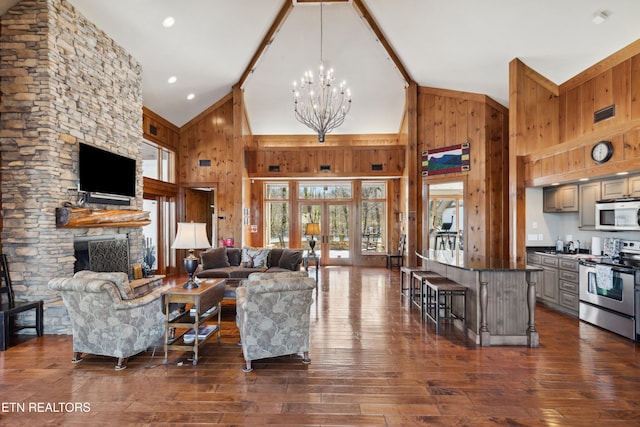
[416,251,542,347]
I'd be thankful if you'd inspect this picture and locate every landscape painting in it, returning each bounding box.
[421,142,470,176]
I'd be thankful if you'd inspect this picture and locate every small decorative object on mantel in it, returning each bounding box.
[421,142,470,176]
[55,207,151,228]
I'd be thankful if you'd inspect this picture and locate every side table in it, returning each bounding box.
[162,279,225,365]
[303,253,319,284]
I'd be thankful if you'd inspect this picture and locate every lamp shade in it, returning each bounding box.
[305,223,320,236]
[171,222,211,250]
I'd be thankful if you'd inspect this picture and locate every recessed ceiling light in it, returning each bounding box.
[579,178,589,181]
[187,93,195,100]
[167,76,177,84]
[616,171,629,176]
[592,10,608,24]
[162,16,175,28]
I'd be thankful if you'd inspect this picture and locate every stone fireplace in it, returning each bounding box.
[0,0,145,333]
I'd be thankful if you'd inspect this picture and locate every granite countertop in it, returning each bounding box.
[417,250,541,272]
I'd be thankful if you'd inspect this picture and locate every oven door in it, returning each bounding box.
[579,264,635,316]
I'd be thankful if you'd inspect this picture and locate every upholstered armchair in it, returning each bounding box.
[48,271,168,370]
[236,274,316,372]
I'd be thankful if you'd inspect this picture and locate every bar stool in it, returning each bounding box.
[411,270,441,315]
[423,278,467,336]
[400,266,424,300]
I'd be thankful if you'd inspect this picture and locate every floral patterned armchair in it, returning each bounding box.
[236,274,316,372]
[48,271,168,370]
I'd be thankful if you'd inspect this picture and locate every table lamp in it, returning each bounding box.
[171,222,211,289]
[304,222,320,257]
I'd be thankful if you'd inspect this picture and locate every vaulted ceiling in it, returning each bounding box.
[2,0,640,137]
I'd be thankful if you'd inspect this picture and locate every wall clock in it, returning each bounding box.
[591,140,613,164]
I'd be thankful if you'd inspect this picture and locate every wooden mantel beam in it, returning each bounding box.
[55,207,151,228]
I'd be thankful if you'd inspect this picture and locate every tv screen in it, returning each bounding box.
[79,143,136,198]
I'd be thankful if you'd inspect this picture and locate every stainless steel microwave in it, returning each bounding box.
[595,198,640,231]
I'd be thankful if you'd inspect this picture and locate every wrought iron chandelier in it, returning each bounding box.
[292,1,351,143]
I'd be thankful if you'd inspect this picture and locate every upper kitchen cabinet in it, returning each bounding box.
[601,175,640,199]
[579,181,601,228]
[543,184,578,212]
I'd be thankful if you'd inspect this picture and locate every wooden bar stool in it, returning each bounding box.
[423,278,467,336]
[411,271,441,315]
[400,266,424,300]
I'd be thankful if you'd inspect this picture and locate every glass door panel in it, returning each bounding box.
[300,203,322,257]
[327,203,350,264]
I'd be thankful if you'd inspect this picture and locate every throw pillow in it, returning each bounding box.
[226,248,242,266]
[241,246,270,268]
[200,247,230,270]
[278,249,302,271]
[268,248,283,267]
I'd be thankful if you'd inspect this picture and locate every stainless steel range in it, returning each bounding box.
[579,239,640,341]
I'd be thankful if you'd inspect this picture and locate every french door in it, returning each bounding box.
[300,202,351,266]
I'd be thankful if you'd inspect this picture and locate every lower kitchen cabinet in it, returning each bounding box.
[527,251,579,317]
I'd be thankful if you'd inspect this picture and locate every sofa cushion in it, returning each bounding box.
[196,267,234,279]
[241,247,270,268]
[227,248,242,266]
[278,249,302,271]
[73,270,134,300]
[201,247,230,270]
[230,267,268,278]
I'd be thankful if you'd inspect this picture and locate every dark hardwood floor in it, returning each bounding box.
[2,266,640,426]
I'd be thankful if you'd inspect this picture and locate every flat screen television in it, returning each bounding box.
[79,143,136,200]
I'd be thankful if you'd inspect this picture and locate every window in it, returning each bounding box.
[265,183,289,248]
[361,182,386,253]
[142,139,175,183]
[299,183,352,199]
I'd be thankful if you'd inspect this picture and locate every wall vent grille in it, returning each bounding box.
[319,165,331,172]
[594,105,615,123]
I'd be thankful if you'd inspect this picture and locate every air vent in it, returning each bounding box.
[268,165,280,172]
[149,124,158,135]
[319,165,331,172]
[199,159,211,167]
[371,164,383,171]
[594,105,615,123]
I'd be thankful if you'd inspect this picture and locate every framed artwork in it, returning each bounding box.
[421,142,470,176]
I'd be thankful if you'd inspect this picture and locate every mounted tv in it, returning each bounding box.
[79,143,136,205]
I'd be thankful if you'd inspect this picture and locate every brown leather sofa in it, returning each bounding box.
[195,247,303,298]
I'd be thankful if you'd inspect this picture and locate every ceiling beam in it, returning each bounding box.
[351,0,413,85]
[237,0,294,88]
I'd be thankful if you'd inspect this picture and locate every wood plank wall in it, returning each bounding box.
[509,39,640,265]
[418,87,509,268]
[178,94,244,246]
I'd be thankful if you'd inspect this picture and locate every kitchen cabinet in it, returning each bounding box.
[557,258,579,316]
[527,251,579,317]
[527,252,558,304]
[601,175,640,199]
[578,182,601,228]
[543,185,578,212]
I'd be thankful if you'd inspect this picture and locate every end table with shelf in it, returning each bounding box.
[303,252,319,284]
[162,278,226,365]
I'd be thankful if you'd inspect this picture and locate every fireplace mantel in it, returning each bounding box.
[55,207,151,228]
